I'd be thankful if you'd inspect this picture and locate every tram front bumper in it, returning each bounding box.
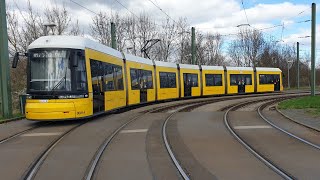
[25,101,76,120]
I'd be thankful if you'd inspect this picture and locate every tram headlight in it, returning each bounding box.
[58,94,88,99]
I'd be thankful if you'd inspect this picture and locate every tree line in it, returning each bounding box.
[5,1,319,112]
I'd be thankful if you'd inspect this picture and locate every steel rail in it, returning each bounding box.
[0,122,50,145]
[84,103,194,180]
[84,112,149,180]
[224,101,294,180]
[162,106,191,180]
[24,121,87,180]
[258,100,320,151]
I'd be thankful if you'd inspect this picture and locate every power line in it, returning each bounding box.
[70,0,98,15]
[241,0,250,25]
[114,0,140,19]
[147,0,177,24]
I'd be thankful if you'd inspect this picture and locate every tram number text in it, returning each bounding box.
[77,111,85,115]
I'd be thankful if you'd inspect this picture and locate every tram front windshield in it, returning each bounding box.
[28,49,87,94]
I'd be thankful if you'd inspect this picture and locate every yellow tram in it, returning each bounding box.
[13,36,283,121]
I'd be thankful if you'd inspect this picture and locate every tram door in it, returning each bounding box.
[238,77,245,94]
[131,69,152,103]
[274,75,280,91]
[140,71,148,103]
[92,76,105,113]
[91,60,106,113]
[183,73,192,97]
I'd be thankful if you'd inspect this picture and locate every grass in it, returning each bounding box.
[278,96,320,116]
[284,86,320,91]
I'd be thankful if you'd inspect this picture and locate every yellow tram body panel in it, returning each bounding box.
[155,64,179,100]
[179,64,201,97]
[85,48,126,111]
[201,66,225,96]
[256,68,283,92]
[226,67,254,94]
[125,54,156,105]
[25,98,91,120]
[24,36,284,121]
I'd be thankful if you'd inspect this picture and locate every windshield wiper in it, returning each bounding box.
[50,76,66,93]
[50,68,67,94]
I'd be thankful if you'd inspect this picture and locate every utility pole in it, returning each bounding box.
[288,63,290,89]
[0,0,13,118]
[191,27,196,65]
[311,3,316,96]
[111,22,117,49]
[297,42,300,89]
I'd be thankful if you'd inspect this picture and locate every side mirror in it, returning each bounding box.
[12,52,19,68]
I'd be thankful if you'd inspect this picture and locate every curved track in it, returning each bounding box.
[258,100,320,150]
[224,99,294,180]
[24,121,87,180]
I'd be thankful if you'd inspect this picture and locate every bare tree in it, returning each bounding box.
[228,41,243,66]
[205,33,224,65]
[44,3,70,35]
[228,28,264,67]
[69,19,83,36]
[90,12,111,46]
[176,18,191,64]
[152,18,179,62]
[136,13,158,58]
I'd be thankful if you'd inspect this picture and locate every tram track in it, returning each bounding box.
[79,92,310,180]
[23,120,88,180]
[84,100,218,180]
[258,100,320,150]
[0,122,50,145]
[0,91,311,180]
[224,94,320,179]
[0,91,300,147]
[224,98,295,179]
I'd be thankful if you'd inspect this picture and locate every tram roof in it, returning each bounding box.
[154,61,177,68]
[179,64,200,70]
[124,53,154,66]
[201,65,224,70]
[226,67,254,71]
[28,36,123,59]
[256,67,282,72]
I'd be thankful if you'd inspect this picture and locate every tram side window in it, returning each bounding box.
[191,74,198,87]
[160,72,177,88]
[102,62,124,91]
[90,60,103,93]
[130,69,139,90]
[184,73,198,87]
[130,68,153,90]
[90,59,124,92]
[104,63,115,90]
[230,74,238,85]
[75,55,88,91]
[244,74,252,85]
[230,74,252,85]
[168,72,177,88]
[115,66,124,90]
[259,74,280,84]
[143,70,153,89]
[205,74,222,86]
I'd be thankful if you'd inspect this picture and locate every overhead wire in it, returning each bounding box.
[147,0,178,24]
[69,0,98,15]
[113,0,140,19]
[241,0,250,25]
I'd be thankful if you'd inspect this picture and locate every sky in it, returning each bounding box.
[6,0,320,62]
